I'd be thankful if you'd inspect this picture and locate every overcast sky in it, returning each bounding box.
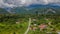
[0,0,60,8]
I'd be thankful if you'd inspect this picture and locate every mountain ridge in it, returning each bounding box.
[0,4,60,15]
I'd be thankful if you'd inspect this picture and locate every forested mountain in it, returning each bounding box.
[0,8,9,14]
[0,5,60,15]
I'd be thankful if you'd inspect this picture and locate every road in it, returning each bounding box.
[24,18,31,34]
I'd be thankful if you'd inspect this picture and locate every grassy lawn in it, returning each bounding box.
[0,22,28,34]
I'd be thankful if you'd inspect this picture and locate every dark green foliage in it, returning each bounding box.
[0,14,60,34]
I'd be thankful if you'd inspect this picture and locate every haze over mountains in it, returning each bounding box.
[0,0,60,15]
[0,0,60,8]
[0,4,60,15]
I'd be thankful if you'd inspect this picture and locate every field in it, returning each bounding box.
[0,14,60,34]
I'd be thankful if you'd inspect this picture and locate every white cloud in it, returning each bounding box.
[0,0,60,8]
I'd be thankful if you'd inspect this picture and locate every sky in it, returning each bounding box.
[0,0,60,8]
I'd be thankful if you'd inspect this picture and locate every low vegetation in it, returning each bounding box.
[0,14,60,34]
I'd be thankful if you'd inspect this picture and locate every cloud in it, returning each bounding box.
[0,0,60,8]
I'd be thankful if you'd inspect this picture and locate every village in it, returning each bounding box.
[0,8,60,34]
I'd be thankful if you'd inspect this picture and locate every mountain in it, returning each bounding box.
[0,4,60,15]
[0,8,9,14]
[11,6,60,15]
[10,4,60,14]
[26,4,60,8]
